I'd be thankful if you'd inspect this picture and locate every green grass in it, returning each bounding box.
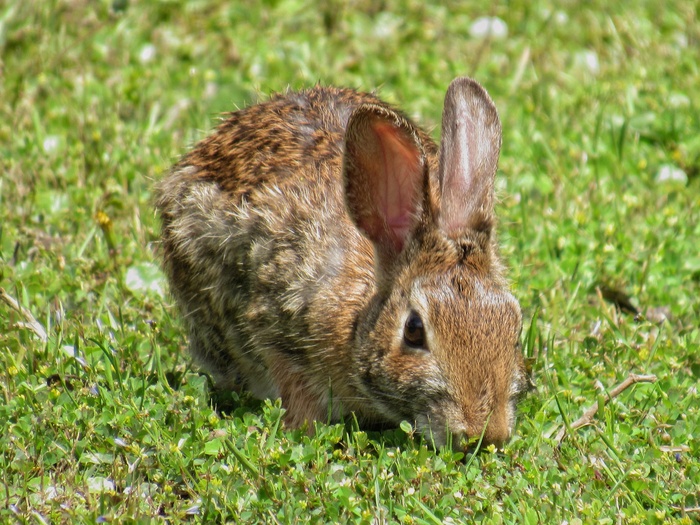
[1,0,699,522]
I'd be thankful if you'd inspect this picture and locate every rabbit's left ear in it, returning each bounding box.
[437,78,501,237]
[343,105,426,263]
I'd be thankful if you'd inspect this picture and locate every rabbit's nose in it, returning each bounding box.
[482,426,509,449]
[451,426,509,453]
[480,411,511,449]
[452,411,511,451]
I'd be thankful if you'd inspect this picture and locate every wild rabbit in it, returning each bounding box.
[154,77,529,448]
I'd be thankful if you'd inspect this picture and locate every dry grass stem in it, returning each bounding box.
[0,287,48,342]
[556,373,658,443]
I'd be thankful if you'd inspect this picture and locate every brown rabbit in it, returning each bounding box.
[154,77,529,448]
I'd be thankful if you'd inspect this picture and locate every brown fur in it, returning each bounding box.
[154,78,529,448]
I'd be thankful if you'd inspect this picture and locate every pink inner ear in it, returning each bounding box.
[371,121,422,252]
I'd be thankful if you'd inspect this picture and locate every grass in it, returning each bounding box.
[1,0,699,522]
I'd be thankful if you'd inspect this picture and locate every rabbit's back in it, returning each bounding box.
[178,87,390,202]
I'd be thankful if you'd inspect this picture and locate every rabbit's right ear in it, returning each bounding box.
[343,105,425,266]
[438,78,502,238]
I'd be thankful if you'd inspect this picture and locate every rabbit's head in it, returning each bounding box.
[343,78,529,448]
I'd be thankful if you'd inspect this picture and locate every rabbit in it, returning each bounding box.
[154,77,530,449]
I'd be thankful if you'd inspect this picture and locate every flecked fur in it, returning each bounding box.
[154,78,529,448]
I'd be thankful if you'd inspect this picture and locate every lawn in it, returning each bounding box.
[1,0,699,523]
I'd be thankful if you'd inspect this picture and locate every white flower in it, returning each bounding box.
[470,17,508,40]
[655,164,687,184]
[43,135,59,153]
[139,43,156,64]
[574,50,600,76]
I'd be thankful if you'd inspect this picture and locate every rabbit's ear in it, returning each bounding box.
[343,105,425,260]
[438,78,501,237]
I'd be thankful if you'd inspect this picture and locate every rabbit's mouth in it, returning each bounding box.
[414,413,450,448]
[414,400,515,451]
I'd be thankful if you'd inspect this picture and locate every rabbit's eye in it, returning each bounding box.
[403,311,426,349]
